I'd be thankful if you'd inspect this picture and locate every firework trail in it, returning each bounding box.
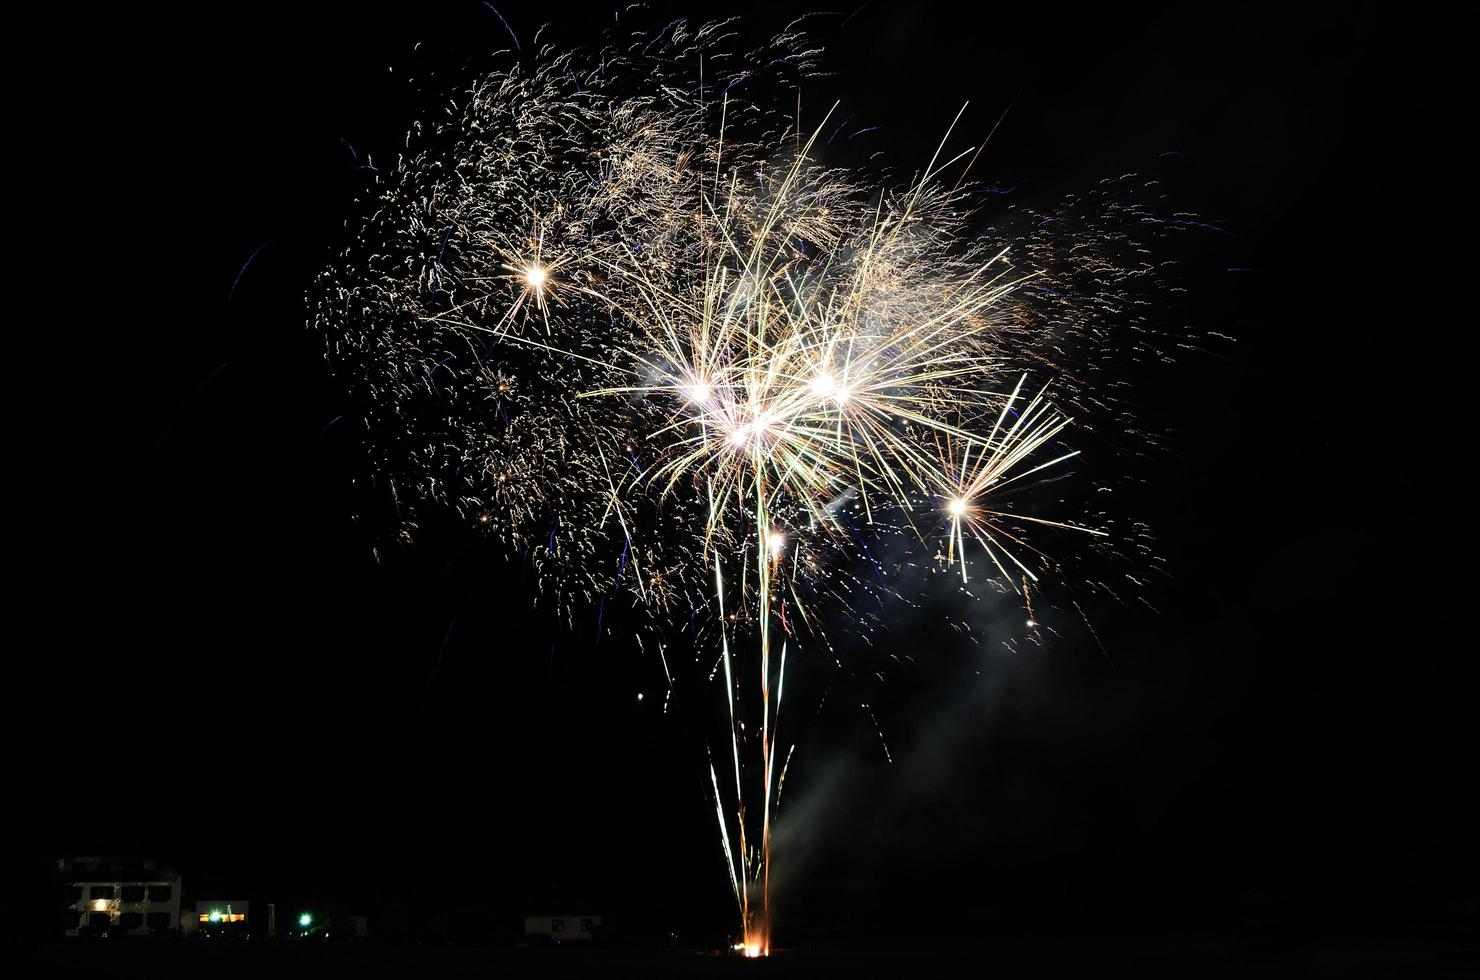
[316,13,1188,954]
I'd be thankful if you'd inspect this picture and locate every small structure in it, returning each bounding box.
[187,899,251,937]
[59,856,182,937]
[524,913,603,942]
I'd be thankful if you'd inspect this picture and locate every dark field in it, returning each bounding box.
[18,921,1480,979]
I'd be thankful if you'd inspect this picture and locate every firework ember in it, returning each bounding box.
[316,14,1181,955]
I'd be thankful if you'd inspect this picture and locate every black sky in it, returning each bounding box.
[13,0,1472,949]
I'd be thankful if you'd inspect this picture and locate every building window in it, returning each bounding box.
[147,912,171,931]
[550,919,564,933]
[121,885,146,902]
[119,912,144,930]
[66,885,83,903]
[147,885,173,902]
[90,885,114,900]
[581,918,593,932]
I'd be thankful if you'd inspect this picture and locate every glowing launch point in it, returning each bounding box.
[767,531,786,554]
[947,497,968,517]
[522,264,548,290]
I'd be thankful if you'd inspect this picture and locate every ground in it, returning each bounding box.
[17,921,1479,979]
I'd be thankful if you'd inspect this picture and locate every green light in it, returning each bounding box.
[299,913,312,928]
[209,910,221,923]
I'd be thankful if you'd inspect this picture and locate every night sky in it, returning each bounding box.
[13,0,1472,958]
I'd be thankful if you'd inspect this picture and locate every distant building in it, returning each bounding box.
[524,914,603,941]
[186,898,251,936]
[59,856,182,937]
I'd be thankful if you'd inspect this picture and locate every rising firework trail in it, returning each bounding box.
[316,12,1186,954]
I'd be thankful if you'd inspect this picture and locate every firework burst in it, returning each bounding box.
[316,14,1187,954]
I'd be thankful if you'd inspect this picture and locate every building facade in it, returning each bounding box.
[524,914,603,941]
[59,856,182,937]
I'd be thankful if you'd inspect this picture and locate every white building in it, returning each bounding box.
[60,856,182,936]
[524,914,603,941]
